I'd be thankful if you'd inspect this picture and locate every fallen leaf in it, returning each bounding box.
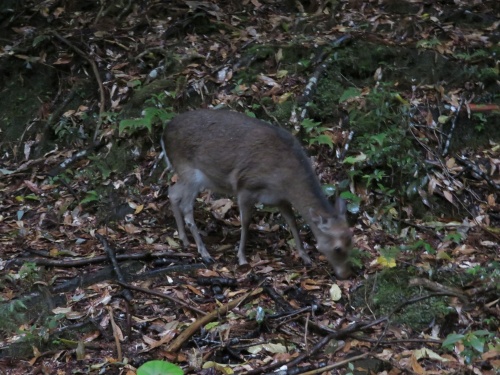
[329,284,342,301]
[377,256,396,268]
[301,279,322,290]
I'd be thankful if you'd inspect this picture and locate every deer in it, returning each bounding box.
[161,109,353,278]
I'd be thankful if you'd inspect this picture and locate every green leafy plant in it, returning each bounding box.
[339,87,362,103]
[18,262,40,284]
[81,190,99,204]
[54,117,87,145]
[443,232,463,244]
[345,362,355,375]
[348,247,368,269]
[472,112,487,132]
[408,240,435,254]
[453,49,489,62]
[377,246,400,268]
[301,118,333,148]
[442,330,498,364]
[416,37,442,50]
[119,107,175,135]
[342,84,428,228]
[137,360,184,375]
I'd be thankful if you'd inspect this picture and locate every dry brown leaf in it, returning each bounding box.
[443,190,454,203]
[410,353,426,374]
[301,279,321,290]
[185,284,204,297]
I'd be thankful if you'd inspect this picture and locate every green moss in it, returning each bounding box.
[351,269,451,331]
[270,101,295,124]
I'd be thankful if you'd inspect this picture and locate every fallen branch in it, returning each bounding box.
[96,234,133,301]
[296,352,370,375]
[294,34,352,124]
[46,141,106,177]
[8,250,194,268]
[442,97,465,156]
[454,154,500,190]
[33,88,76,158]
[117,281,206,316]
[49,30,106,141]
[243,320,370,375]
[167,285,264,352]
[409,277,468,303]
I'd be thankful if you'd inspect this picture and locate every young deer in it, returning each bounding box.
[162,109,353,278]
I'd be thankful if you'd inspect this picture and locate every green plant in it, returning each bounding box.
[54,117,87,145]
[472,112,487,132]
[81,190,99,204]
[0,299,27,333]
[443,232,463,244]
[408,240,435,254]
[442,330,498,364]
[345,362,355,375]
[466,260,500,278]
[348,247,368,269]
[118,107,175,135]
[342,84,428,227]
[18,262,40,284]
[301,118,333,148]
[137,360,184,375]
[416,37,442,50]
[453,49,489,62]
[119,92,175,135]
[377,246,400,268]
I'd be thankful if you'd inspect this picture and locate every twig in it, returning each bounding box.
[409,277,468,302]
[294,34,352,124]
[296,352,370,375]
[107,306,123,362]
[49,30,106,141]
[263,284,294,313]
[351,335,442,345]
[47,141,106,177]
[454,153,500,190]
[136,264,206,279]
[8,250,194,268]
[33,86,75,157]
[244,320,369,375]
[96,234,133,301]
[442,97,464,156]
[167,284,265,352]
[117,0,132,20]
[117,281,207,316]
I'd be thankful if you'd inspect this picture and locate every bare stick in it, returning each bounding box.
[167,285,264,352]
[442,97,465,156]
[117,281,207,316]
[297,352,370,375]
[49,30,106,141]
[96,234,133,301]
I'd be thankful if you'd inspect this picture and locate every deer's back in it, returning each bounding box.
[163,109,318,196]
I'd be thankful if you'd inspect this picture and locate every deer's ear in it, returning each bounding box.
[309,208,323,224]
[334,198,347,219]
[309,208,329,231]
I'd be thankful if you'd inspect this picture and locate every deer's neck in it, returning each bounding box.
[288,175,334,226]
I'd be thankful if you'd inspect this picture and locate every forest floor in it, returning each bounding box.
[0,1,499,374]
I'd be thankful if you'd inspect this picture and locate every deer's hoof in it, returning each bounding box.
[237,263,252,272]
